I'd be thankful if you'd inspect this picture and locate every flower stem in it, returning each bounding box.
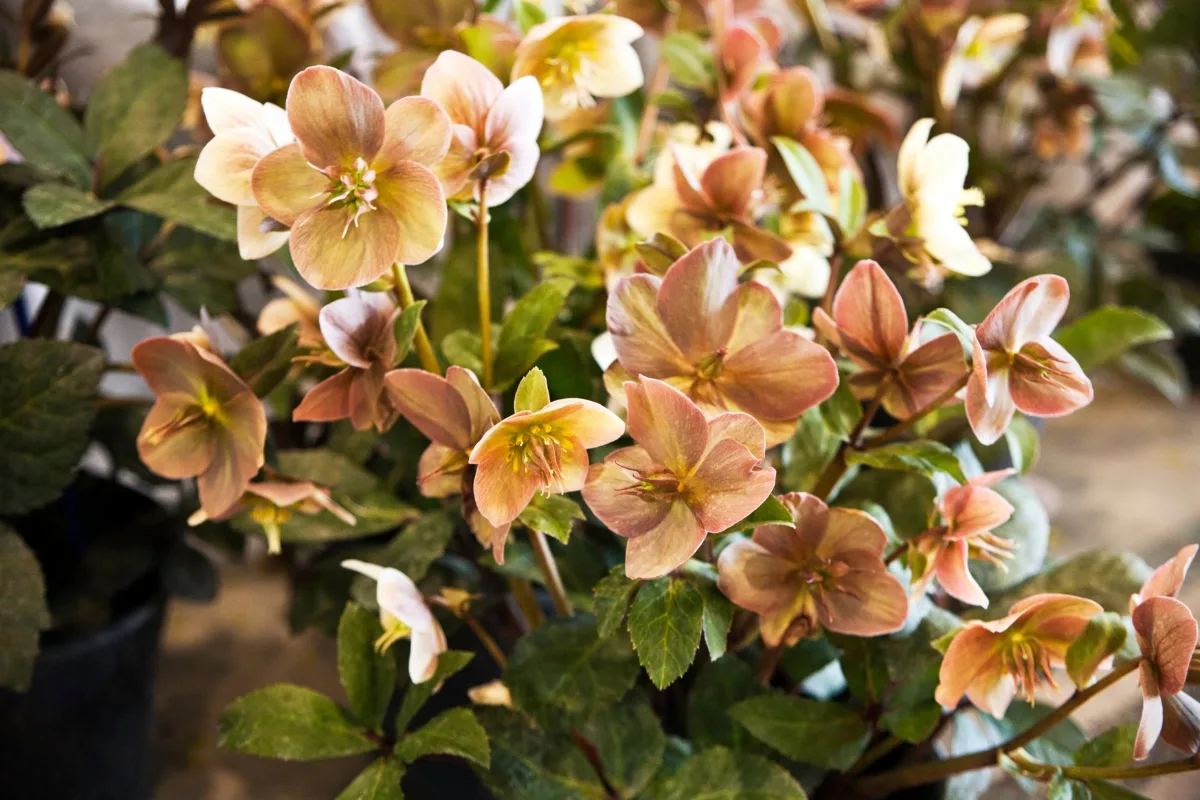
[811,374,892,499]
[390,262,440,375]
[508,577,545,630]
[861,372,970,449]
[635,4,679,162]
[462,609,507,669]
[845,735,905,778]
[476,181,493,390]
[528,527,573,616]
[756,643,783,686]
[1007,750,1200,782]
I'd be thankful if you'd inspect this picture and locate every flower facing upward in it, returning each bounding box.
[293,292,399,432]
[256,275,323,349]
[910,470,1016,607]
[898,118,991,278]
[717,492,909,645]
[194,87,294,260]
[341,559,447,683]
[607,238,838,445]
[468,390,625,529]
[583,378,776,579]
[250,66,451,289]
[966,274,1093,445]
[814,259,967,419]
[512,15,644,119]
[421,51,544,206]
[188,478,356,555]
[133,334,267,518]
[935,593,1102,717]
[1130,545,1200,759]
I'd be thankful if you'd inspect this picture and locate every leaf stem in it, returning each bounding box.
[528,527,573,616]
[477,181,494,390]
[844,735,904,778]
[390,262,440,375]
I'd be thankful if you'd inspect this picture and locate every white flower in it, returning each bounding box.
[341,559,447,683]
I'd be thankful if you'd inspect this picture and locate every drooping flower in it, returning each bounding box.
[511,15,644,119]
[133,333,267,518]
[1047,0,1115,78]
[342,559,447,683]
[468,389,624,529]
[814,259,967,419]
[935,593,1102,717]
[421,51,544,205]
[966,274,1093,445]
[194,87,294,260]
[188,478,355,554]
[216,0,314,103]
[583,377,776,579]
[717,492,909,644]
[898,118,991,278]
[250,66,451,289]
[257,275,323,348]
[938,14,1029,110]
[293,292,400,432]
[1130,545,1200,759]
[910,470,1016,607]
[607,238,838,445]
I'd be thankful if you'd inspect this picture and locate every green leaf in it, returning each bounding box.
[494,278,574,389]
[817,375,862,441]
[660,32,716,92]
[441,328,484,374]
[505,615,639,724]
[0,70,90,186]
[472,707,607,799]
[0,525,51,691]
[730,695,870,770]
[692,568,734,660]
[392,300,426,364]
[1005,414,1040,474]
[148,225,254,315]
[337,602,397,732]
[845,440,967,484]
[1056,306,1173,371]
[880,666,942,744]
[394,651,474,732]
[593,566,639,638]
[0,270,24,307]
[688,657,767,753]
[22,183,114,228]
[514,366,551,413]
[1119,348,1190,405]
[781,408,839,492]
[1075,723,1138,767]
[831,634,889,705]
[772,136,832,216]
[517,492,583,545]
[986,551,1152,615]
[218,684,376,760]
[651,746,807,799]
[336,756,405,800]
[349,512,456,610]
[835,469,936,539]
[229,324,300,397]
[84,44,188,188]
[118,156,237,241]
[1066,613,1128,689]
[396,707,490,767]
[1048,774,1092,800]
[836,166,867,237]
[720,495,795,533]
[922,308,975,353]
[579,694,666,797]
[0,341,103,515]
[628,576,704,689]
[514,0,548,33]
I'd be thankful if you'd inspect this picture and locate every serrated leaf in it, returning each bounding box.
[652,746,807,799]
[336,756,405,800]
[392,300,426,364]
[772,136,832,216]
[0,341,103,514]
[846,440,968,484]
[695,574,734,660]
[628,577,704,689]
[229,324,300,397]
[514,366,551,413]
[118,156,237,241]
[472,707,607,799]
[731,695,870,770]
[593,566,639,638]
[1056,306,1173,371]
[720,494,795,533]
[687,657,767,753]
[218,684,375,760]
[517,493,583,544]
[0,525,51,691]
[0,71,90,186]
[394,650,475,732]
[22,183,114,228]
[396,707,490,767]
[1066,613,1128,689]
[1075,723,1138,767]
[338,602,397,732]
[579,695,666,797]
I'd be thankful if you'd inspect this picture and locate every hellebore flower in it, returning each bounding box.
[134,334,267,518]
[188,478,355,554]
[251,66,451,289]
[938,14,1029,110]
[935,593,1103,717]
[1131,545,1200,759]
[607,237,838,445]
[512,14,644,119]
[194,87,294,260]
[966,274,1093,445]
[421,51,544,205]
[910,470,1016,607]
[717,492,909,644]
[898,118,991,278]
[468,389,624,529]
[814,259,967,419]
[293,292,400,432]
[342,559,447,683]
[583,377,776,579]
[257,275,323,348]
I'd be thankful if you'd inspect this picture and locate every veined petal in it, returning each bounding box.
[764,67,823,137]
[935,538,990,607]
[625,377,709,476]
[624,500,707,580]
[888,332,966,419]
[818,508,888,559]
[446,366,499,441]
[608,274,691,378]
[222,390,268,479]
[688,441,776,532]
[705,412,766,461]
[717,536,801,615]
[726,280,783,354]
[378,96,452,168]
[966,338,1015,446]
[373,161,447,266]
[935,624,1006,712]
[384,368,474,450]
[657,238,741,362]
[1009,338,1093,417]
[436,123,477,199]
[132,336,205,397]
[195,127,275,207]
[236,205,289,260]
[720,329,838,420]
[1133,596,1199,696]
[700,148,766,217]
[539,398,625,448]
[417,442,467,497]
[817,567,908,636]
[347,363,387,431]
[287,66,385,168]
[977,274,1070,353]
[420,50,503,133]
[250,143,325,226]
[290,205,401,290]
[293,368,356,422]
[472,449,541,527]
[730,220,794,265]
[1139,544,1199,603]
[941,485,1014,538]
[832,260,907,367]
[583,449,674,538]
[319,292,396,368]
[485,75,544,150]
[137,395,217,479]
[769,492,830,557]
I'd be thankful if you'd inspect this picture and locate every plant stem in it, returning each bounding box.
[390,262,440,375]
[845,735,905,778]
[1007,750,1200,782]
[462,610,507,669]
[635,5,679,162]
[811,374,892,499]
[31,289,65,338]
[861,373,970,449]
[851,658,1143,798]
[528,528,573,616]
[756,643,783,686]
[509,577,545,630]
[476,181,494,390]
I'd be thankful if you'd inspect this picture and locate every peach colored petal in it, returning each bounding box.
[730,221,794,265]
[1135,662,1163,760]
[436,123,477,199]
[888,332,966,419]
[417,442,467,497]
[726,280,782,354]
[625,378,708,476]
[222,391,268,475]
[347,363,387,431]
[373,161,447,266]
[250,143,325,226]
[608,274,691,378]
[539,398,625,448]
[935,624,1006,712]
[287,66,385,168]
[1133,596,1199,696]
[445,366,499,441]
[236,205,290,261]
[293,368,355,422]
[195,126,275,207]
[832,260,907,368]
[705,411,766,461]
[935,538,989,607]
[291,205,402,291]
[818,508,888,560]
[688,440,776,531]
[764,67,822,137]
[771,492,831,556]
[583,449,674,538]
[624,500,707,580]
[197,444,249,517]
[472,448,541,527]
[384,367,478,449]
[1009,338,1093,417]
[420,50,502,133]
[977,274,1070,353]
[942,485,1014,538]
[656,238,740,362]
[701,148,766,217]
[319,293,396,368]
[720,329,838,420]
[1140,544,1199,603]
[378,96,452,168]
[717,537,801,615]
[137,394,217,479]
[132,337,206,397]
[817,565,908,636]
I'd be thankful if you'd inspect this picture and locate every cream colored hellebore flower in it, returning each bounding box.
[342,559,447,683]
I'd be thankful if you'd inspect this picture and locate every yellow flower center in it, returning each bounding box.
[249,500,293,555]
[1002,633,1060,703]
[325,157,379,236]
[143,387,223,447]
[505,422,574,485]
[375,611,412,653]
[542,40,598,109]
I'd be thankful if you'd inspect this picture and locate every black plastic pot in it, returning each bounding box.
[0,586,166,800]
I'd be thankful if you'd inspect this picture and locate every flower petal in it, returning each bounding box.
[1140,544,1199,603]
[195,127,275,206]
[293,368,356,422]
[1009,338,1093,418]
[137,395,217,479]
[132,336,205,397]
[941,485,1014,538]
[237,205,289,261]
[319,292,396,368]
[201,87,267,134]
[608,274,691,378]
[705,411,766,461]
[726,280,783,354]
[485,75,544,150]
[817,566,908,636]
[472,447,541,527]
[384,368,474,450]
[287,66,385,168]
[347,363,388,431]
[420,50,503,132]
[409,626,447,683]
[538,398,625,448]
[765,67,823,137]
[583,448,673,537]
[700,148,766,217]
[818,508,888,559]
[977,274,1070,353]
[1132,596,1199,696]
[625,377,709,476]
[1135,663,1163,760]
[888,332,966,418]
[378,96,452,168]
[917,213,992,277]
[717,536,801,615]
[373,161,447,266]
[688,440,776,532]
[250,143,325,226]
[417,442,467,497]
[624,500,707,580]
[720,329,838,420]
[657,238,741,362]
[290,205,401,290]
[580,38,644,99]
[966,337,1015,446]
[898,118,935,199]
[831,259,907,367]
[935,624,1006,713]
[481,138,540,206]
[1161,691,1200,756]
[935,538,990,607]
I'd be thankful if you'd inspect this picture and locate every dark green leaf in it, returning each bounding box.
[628,577,704,689]
[396,707,490,767]
[218,684,376,760]
[779,637,840,685]
[693,570,734,660]
[394,651,474,732]
[831,635,889,705]
[392,300,426,364]
[781,408,838,492]
[651,746,807,799]
[720,495,795,533]
[593,566,639,638]
[0,525,50,691]
[835,469,936,539]
[349,512,457,610]
[1075,724,1138,767]
[148,226,254,315]
[845,440,967,484]
[1056,306,1172,371]
[1066,613,1128,690]
[472,707,607,799]
[22,183,113,228]
[688,657,767,753]
[579,694,666,797]
[731,695,870,770]
[229,324,300,397]
[0,71,90,186]
[494,278,574,388]
[0,270,23,306]
[986,551,1152,615]
[817,375,862,441]
[517,493,583,545]
[880,666,942,744]
[338,602,397,732]
[514,366,551,413]
[336,756,405,800]
[118,156,237,241]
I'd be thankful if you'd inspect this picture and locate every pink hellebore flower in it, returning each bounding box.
[717,492,909,644]
[341,559,447,683]
[814,259,966,419]
[420,51,544,206]
[966,274,1093,445]
[910,470,1017,607]
[607,238,838,445]
[293,292,399,432]
[188,478,355,554]
[1130,545,1200,759]
[468,390,624,530]
[935,593,1102,717]
[583,378,776,580]
[251,66,452,290]
[133,335,267,518]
